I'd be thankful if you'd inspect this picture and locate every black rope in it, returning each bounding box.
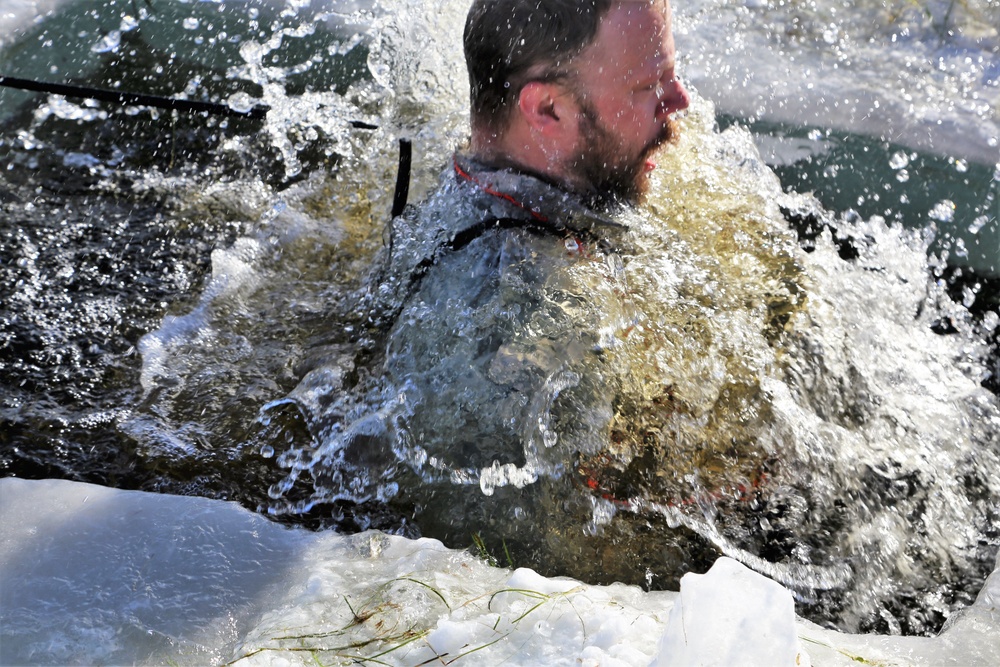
[0,75,270,119]
[0,75,388,130]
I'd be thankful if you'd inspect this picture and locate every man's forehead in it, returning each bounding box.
[604,0,668,33]
[611,0,669,19]
[580,1,670,73]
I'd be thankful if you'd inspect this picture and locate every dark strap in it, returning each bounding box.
[390,138,412,218]
[392,217,565,312]
[411,217,553,278]
[448,216,566,253]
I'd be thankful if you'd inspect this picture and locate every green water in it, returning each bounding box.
[722,116,999,278]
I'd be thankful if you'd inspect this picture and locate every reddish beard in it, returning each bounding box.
[573,101,679,206]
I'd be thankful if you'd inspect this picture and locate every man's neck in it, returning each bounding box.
[464,150,567,192]
[458,151,627,218]
[470,123,585,195]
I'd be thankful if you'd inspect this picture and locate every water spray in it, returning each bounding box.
[0,75,412,216]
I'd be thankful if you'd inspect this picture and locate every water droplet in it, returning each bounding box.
[226,92,256,113]
[888,151,909,170]
[183,17,200,31]
[91,30,121,53]
[954,238,968,259]
[239,40,266,66]
[260,444,275,458]
[928,200,956,223]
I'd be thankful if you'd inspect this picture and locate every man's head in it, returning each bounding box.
[463,0,690,204]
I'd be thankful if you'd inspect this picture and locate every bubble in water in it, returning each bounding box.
[928,199,956,222]
[63,152,101,168]
[44,97,108,122]
[983,311,1000,333]
[260,444,275,458]
[183,18,200,31]
[91,30,121,53]
[239,40,266,66]
[954,237,968,259]
[888,151,909,170]
[226,91,257,114]
[119,15,139,32]
[895,169,909,183]
[377,482,399,502]
[968,216,988,234]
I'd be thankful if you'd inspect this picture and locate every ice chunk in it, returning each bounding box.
[652,557,804,666]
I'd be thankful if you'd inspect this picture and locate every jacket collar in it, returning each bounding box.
[452,153,629,238]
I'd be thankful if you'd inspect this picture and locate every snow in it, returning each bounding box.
[654,558,802,666]
[2,478,998,666]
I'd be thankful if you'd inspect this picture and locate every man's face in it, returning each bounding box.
[567,1,689,203]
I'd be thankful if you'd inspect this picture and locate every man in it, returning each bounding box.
[343,0,769,586]
[276,0,1000,619]
[463,0,689,206]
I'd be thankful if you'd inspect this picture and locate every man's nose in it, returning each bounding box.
[657,78,690,118]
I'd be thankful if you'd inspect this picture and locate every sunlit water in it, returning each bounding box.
[1,0,998,638]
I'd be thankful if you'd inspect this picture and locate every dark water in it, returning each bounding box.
[2,0,999,639]
[1,0,372,503]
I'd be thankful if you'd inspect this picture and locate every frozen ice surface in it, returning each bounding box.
[1,478,998,666]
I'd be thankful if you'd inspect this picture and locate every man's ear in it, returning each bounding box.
[518,81,573,133]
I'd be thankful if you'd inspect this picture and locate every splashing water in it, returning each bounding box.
[1,0,998,639]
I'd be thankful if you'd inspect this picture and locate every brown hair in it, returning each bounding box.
[463,0,615,132]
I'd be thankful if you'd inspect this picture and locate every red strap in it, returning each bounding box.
[454,158,550,223]
[582,470,769,509]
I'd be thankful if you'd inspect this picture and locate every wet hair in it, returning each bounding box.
[463,0,615,132]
